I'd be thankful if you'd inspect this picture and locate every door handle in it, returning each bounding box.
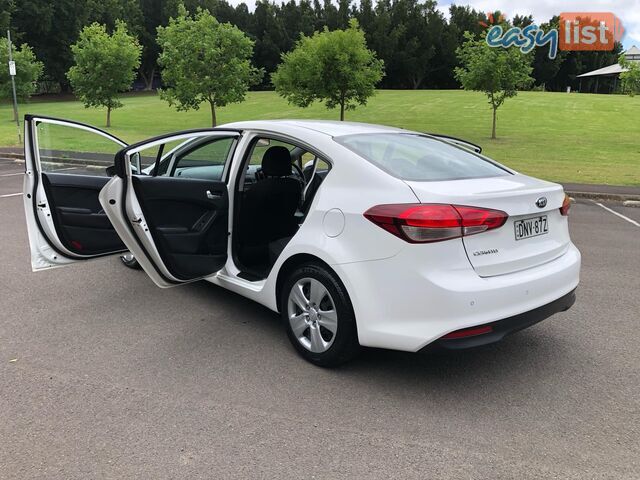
[206,190,222,200]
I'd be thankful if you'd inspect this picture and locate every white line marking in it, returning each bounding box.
[593,201,640,228]
[0,192,22,198]
[0,172,23,177]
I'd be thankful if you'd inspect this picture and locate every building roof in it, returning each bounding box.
[625,45,640,57]
[577,63,629,78]
[576,46,639,78]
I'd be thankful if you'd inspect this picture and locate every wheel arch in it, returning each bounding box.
[275,253,349,314]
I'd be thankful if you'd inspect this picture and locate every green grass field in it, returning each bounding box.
[1,90,639,185]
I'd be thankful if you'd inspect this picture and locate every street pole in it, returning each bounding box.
[7,30,21,143]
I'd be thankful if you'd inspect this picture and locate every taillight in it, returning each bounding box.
[363,203,508,243]
[560,194,571,216]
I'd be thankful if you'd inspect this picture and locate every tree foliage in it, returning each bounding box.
[619,55,640,97]
[0,0,14,33]
[67,22,141,127]
[0,40,43,104]
[455,32,533,138]
[157,6,262,127]
[5,0,633,95]
[272,19,384,120]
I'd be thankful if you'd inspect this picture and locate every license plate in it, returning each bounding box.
[514,215,548,240]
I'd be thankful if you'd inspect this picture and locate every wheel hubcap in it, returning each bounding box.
[287,277,338,353]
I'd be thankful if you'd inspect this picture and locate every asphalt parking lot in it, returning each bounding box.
[1,157,639,479]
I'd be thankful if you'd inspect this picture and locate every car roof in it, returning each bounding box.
[220,119,407,137]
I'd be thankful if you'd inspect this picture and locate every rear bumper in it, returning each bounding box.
[427,288,576,351]
[334,240,581,352]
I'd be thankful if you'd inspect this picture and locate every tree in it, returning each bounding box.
[619,55,640,97]
[455,32,533,139]
[0,40,43,120]
[385,0,449,89]
[157,6,262,127]
[12,0,73,90]
[67,22,141,127]
[0,0,14,33]
[272,19,384,120]
[250,1,288,87]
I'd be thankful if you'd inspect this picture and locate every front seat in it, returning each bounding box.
[239,146,302,251]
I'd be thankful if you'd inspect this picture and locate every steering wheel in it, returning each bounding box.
[291,162,305,183]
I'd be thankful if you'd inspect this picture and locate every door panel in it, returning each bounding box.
[99,129,241,287]
[131,176,228,280]
[23,115,128,271]
[42,172,125,255]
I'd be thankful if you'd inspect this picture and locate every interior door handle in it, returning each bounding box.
[206,190,222,200]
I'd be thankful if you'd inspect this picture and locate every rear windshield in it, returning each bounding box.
[335,133,510,181]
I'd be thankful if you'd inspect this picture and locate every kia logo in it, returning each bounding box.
[536,197,547,208]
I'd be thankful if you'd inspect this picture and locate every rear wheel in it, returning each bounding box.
[280,263,360,367]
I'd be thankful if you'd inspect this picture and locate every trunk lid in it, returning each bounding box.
[405,174,570,277]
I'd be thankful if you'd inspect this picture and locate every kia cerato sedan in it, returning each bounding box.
[23,116,580,366]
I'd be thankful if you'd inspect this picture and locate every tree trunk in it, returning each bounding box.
[141,67,155,91]
[491,106,497,139]
[210,101,217,127]
[106,105,111,128]
[340,101,345,121]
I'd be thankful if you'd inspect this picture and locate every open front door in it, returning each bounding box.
[99,130,241,288]
[23,115,129,271]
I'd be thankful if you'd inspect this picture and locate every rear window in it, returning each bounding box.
[335,133,510,181]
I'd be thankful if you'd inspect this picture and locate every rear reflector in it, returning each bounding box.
[560,194,571,216]
[364,203,508,243]
[441,325,493,339]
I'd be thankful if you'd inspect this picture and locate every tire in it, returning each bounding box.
[280,263,361,367]
[120,252,142,270]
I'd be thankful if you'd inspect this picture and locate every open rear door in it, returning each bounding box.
[23,115,129,271]
[99,130,241,288]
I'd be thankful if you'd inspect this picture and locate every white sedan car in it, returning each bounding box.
[23,116,580,366]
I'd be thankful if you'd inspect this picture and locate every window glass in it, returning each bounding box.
[142,139,186,175]
[248,139,294,165]
[315,158,331,173]
[36,122,124,177]
[139,136,235,180]
[335,133,509,181]
[173,137,234,179]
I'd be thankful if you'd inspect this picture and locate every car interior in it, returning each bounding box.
[146,134,331,281]
[233,137,331,280]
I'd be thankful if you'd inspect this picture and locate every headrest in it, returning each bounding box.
[262,146,292,177]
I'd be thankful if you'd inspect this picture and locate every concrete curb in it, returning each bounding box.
[0,152,24,161]
[565,190,640,205]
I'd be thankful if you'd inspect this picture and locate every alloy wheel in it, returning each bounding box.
[287,277,338,353]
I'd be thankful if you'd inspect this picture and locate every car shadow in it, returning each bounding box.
[179,279,575,392]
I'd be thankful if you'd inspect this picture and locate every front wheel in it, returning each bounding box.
[280,263,360,367]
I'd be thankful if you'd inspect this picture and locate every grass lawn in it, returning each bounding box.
[1,90,639,185]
